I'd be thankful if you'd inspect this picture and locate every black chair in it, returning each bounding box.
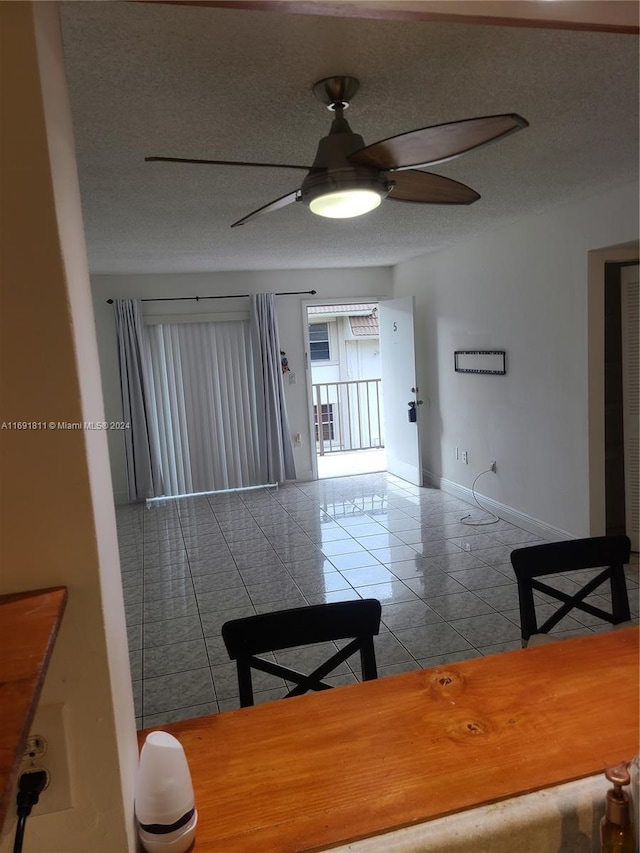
[510,535,633,647]
[221,598,382,707]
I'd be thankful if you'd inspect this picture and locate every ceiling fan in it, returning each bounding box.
[145,76,528,228]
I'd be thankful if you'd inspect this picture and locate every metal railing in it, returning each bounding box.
[312,379,384,455]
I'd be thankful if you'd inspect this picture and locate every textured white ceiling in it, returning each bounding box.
[59,2,639,274]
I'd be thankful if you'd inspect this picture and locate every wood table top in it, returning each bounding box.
[138,626,639,852]
[0,586,67,823]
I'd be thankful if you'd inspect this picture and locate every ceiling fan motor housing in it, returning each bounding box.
[301,120,392,210]
[301,167,391,209]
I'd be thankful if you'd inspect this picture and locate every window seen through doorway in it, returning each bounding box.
[309,322,330,361]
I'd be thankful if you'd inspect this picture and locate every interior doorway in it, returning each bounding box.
[305,301,386,479]
[604,262,639,550]
[588,246,639,547]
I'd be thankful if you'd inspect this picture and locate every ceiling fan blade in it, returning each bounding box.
[145,157,311,171]
[350,114,528,172]
[231,189,300,228]
[387,170,480,205]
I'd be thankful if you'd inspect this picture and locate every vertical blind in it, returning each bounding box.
[145,320,262,495]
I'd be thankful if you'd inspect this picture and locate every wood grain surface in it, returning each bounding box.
[138,627,639,852]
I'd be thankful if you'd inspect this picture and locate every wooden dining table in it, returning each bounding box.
[137,626,639,852]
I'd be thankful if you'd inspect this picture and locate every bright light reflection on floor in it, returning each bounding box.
[317,448,386,479]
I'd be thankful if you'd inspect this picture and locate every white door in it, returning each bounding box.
[621,265,639,550]
[379,297,423,485]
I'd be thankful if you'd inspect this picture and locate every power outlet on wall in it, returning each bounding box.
[490,460,497,473]
[20,704,73,816]
[461,451,469,465]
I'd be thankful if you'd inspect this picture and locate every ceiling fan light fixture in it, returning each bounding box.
[309,188,383,219]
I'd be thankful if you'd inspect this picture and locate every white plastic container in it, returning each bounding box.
[135,731,197,853]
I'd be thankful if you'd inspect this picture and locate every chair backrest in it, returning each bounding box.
[510,535,631,644]
[222,598,382,707]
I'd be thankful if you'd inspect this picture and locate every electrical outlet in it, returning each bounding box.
[490,460,497,473]
[462,450,468,464]
[20,704,73,816]
[294,433,302,446]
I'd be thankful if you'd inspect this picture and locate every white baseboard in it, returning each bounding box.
[423,470,574,542]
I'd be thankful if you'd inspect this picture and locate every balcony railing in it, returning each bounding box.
[312,379,384,455]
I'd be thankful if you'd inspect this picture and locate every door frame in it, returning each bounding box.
[587,243,639,535]
[301,295,384,481]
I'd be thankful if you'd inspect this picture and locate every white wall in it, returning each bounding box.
[91,268,392,500]
[0,4,136,851]
[393,181,639,539]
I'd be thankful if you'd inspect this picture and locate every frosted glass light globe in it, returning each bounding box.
[309,189,382,219]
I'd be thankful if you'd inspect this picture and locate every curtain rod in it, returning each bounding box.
[106,290,317,304]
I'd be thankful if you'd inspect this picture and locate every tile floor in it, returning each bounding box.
[116,473,639,729]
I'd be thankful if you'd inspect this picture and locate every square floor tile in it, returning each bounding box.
[357,580,417,606]
[196,587,253,613]
[143,667,215,716]
[308,526,353,544]
[305,589,362,605]
[143,614,204,649]
[143,577,195,602]
[354,533,406,550]
[211,659,284,700]
[144,594,199,624]
[143,562,191,584]
[320,539,367,557]
[132,681,142,717]
[431,552,487,572]
[285,557,337,576]
[369,544,423,564]
[416,648,483,669]
[129,649,142,681]
[328,552,382,571]
[370,631,412,673]
[127,624,142,651]
[294,571,352,596]
[413,540,464,558]
[449,613,521,648]
[376,557,426,580]
[474,544,516,566]
[192,570,246,594]
[237,563,289,585]
[447,566,514,590]
[473,584,521,612]
[245,577,303,606]
[124,601,142,625]
[381,599,444,631]
[476,640,523,656]
[403,572,469,599]
[143,701,219,729]
[339,565,397,587]
[392,623,472,659]
[254,593,308,613]
[377,661,421,678]
[189,552,237,575]
[200,604,256,638]
[426,591,494,620]
[144,638,209,679]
